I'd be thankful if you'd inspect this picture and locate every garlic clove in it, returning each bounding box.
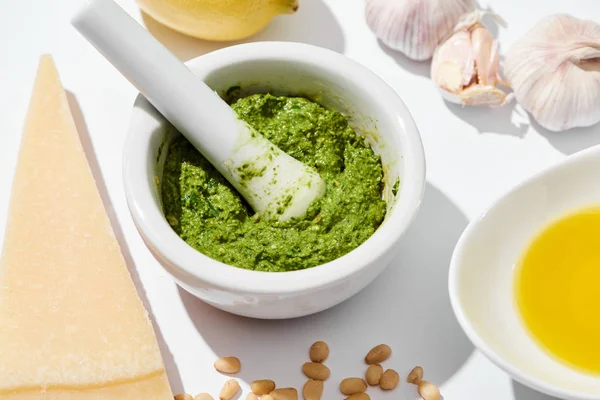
[434,62,471,93]
[459,85,514,106]
[471,23,498,86]
[438,84,513,107]
[505,14,600,131]
[431,29,476,93]
[365,0,475,61]
[432,9,512,107]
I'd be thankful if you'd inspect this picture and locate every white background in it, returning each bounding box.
[1,0,599,399]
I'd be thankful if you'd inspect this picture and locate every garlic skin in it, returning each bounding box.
[431,10,512,107]
[505,14,600,131]
[366,0,475,61]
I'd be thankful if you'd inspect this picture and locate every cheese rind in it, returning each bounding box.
[0,55,173,399]
[0,372,172,399]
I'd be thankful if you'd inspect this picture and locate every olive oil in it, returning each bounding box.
[515,206,600,375]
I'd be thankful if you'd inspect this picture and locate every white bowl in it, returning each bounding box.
[449,145,600,399]
[123,42,425,319]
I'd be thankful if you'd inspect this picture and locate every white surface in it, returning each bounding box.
[122,42,425,318]
[1,0,599,399]
[450,145,600,400]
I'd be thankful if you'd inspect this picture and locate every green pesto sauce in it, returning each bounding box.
[160,93,387,272]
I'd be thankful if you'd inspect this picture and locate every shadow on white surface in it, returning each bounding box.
[66,92,185,394]
[532,119,600,156]
[141,0,345,62]
[444,101,530,137]
[178,182,473,399]
[512,381,562,400]
[378,39,431,78]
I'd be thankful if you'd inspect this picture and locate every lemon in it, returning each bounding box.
[137,0,299,41]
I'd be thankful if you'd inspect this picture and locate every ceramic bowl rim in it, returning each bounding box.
[123,41,426,295]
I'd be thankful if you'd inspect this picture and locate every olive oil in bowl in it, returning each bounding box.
[515,206,600,375]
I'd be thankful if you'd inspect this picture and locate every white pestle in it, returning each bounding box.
[71,0,326,221]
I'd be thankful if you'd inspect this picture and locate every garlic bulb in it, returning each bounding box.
[505,14,600,131]
[366,0,475,61]
[431,10,513,106]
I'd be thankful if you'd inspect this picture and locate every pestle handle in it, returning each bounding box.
[71,0,247,170]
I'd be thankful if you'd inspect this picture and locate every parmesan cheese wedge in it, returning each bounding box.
[0,55,173,399]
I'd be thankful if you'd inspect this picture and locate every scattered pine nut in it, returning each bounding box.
[407,366,424,384]
[214,357,241,374]
[185,343,433,400]
[270,387,298,400]
[365,344,391,364]
[365,364,383,386]
[344,394,370,400]
[303,379,323,400]
[418,381,441,400]
[339,378,367,395]
[309,341,329,363]
[251,379,276,395]
[379,369,399,390]
[219,379,240,400]
[302,362,330,380]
